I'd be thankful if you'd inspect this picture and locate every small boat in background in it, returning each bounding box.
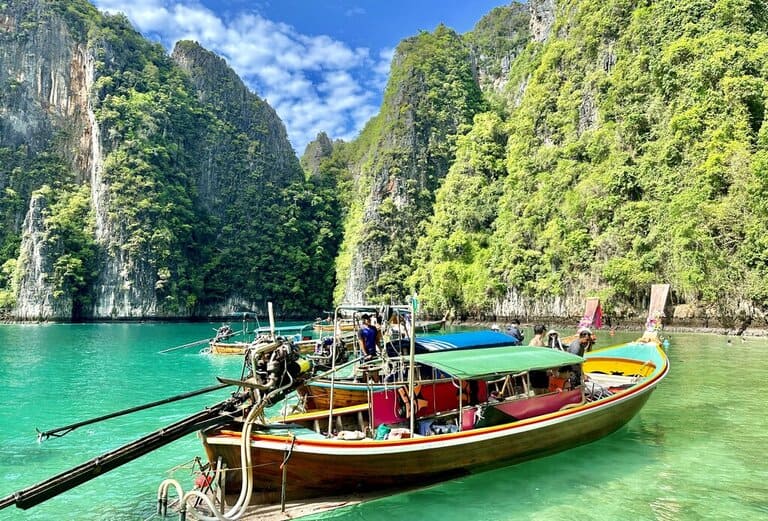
[208,321,317,356]
[414,318,446,332]
[313,315,356,333]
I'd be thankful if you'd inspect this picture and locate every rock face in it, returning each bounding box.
[1,0,96,319]
[14,192,72,320]
[336,26,485,305]
[465,3,531,93]
[0,3,310,320]
[300,132,334,177]
[530,0,556,43]
[171,40,303,216]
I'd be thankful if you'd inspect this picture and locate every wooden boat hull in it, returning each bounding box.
[203,389,653,500]
[210,339,318,356]
[297,384,368,410]
[313,322,355,333]
[209,342,250,355]
[415,319,445,333]
[203,347,664,501]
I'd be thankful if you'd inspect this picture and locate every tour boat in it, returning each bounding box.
[198,333,668,504]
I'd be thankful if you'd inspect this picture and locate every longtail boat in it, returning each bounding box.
[199,331,668,504]
[207,322,318,356]
[0,293,670,520]
[312,319,356,333]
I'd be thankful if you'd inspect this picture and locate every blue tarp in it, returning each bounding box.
[386,330,518,356]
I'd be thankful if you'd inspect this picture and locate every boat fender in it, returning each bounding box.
[336,430,365,440]
[194,474,212,489]
[287,357,313,377]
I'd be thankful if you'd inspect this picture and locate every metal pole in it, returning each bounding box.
[458,379,463,432]
[408,294,417,436]
[268,302,276,340]
[327,306,341,437]
[36,383,231,441]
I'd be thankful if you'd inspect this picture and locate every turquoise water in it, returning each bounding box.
[1,325,766,520]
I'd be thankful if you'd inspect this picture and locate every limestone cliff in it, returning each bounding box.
[14,192,73,320]
[0,0,96,319]
[465,3,531,94]
[171,40,303,216]
[0,1,319,320]
[335,26,485,305]
[300,132,335,177]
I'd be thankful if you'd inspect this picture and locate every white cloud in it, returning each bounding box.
[91,0,386,152]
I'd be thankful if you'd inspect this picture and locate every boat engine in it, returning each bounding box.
[244,339,312,404]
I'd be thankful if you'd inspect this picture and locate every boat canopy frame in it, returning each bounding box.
[414,345,584,380]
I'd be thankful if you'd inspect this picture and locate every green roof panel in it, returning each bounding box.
[414,346,584,379]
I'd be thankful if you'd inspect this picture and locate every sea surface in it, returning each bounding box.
[0,323,766,520]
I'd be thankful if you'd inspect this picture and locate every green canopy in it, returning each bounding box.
[414,346,584,380]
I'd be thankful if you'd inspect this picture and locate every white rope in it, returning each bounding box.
[157,342,297,521]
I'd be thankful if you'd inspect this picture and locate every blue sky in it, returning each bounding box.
[90,1,510,153]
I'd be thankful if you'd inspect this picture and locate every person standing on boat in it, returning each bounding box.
[565,329,593,387]
[529,325,546,347]
[567,329,594,356]
[506,319,525,345]
[358,314,379,360]
[547,330,565,350]
[528,325,549,393]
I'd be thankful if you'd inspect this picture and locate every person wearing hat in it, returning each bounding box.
[358,314,378,360]
[547,330,564,350]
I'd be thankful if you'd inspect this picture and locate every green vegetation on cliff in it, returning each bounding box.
[4,0,768,323]
[334,25,486,304]
[0,1,338,318]
[413,0,768,319]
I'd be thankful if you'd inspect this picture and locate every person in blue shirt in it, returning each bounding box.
[506,319,525,345]
[358,314,378,359]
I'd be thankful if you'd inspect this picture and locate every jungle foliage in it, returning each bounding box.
[0,1,339,318]
[411,0,768,317]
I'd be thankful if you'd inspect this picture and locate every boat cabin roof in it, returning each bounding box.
[414,345,584,380]
[415,331,517,351]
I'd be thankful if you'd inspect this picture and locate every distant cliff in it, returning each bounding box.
[0,0,334,320]
[333,25,485,305]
